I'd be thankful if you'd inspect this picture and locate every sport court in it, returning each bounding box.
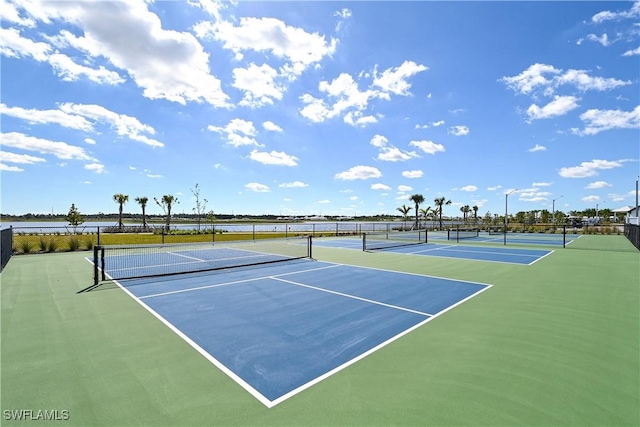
[92,239,490,407]
[313,233,553,265]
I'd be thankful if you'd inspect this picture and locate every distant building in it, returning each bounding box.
[612,206,639,225]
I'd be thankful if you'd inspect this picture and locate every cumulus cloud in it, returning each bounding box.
[448,125,469,136]
[526,96,579,120]
[263,121,283,132]
[279,181,308,188]
[208,118,260,147]
[1,131,94,161]
[335,165,382,180]
[371,183,391,190]
[409,140,445,155]
[402,170,423,178]
[528,144,547,152]
[585,181,612,189]
[558,159,633,178]
[247,149,298,166]
[245,182,270,192]
[572,105,640,135]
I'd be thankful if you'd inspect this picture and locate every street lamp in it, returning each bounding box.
[552,195,563,228]
[505,189,518,245]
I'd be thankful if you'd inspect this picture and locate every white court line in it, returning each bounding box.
[271,276,433,317]
[528,250,554,265]
[167,251,206,262]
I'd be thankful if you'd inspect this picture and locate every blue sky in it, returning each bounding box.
[1,0,639,218]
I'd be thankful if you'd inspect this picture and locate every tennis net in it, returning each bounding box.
[448,228,479,241]
[487,226,505,235]
[93,236,312,285]
[363,230,427,251]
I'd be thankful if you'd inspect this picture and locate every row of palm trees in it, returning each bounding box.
[113,193,178,232]
[398,194,478,230]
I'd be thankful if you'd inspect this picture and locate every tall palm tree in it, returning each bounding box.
[113,193,129,231]
[472,205,479,224]
[434,197,451,230]
[409,194,425,229]
[461,205,471,223]
[419,207,432,229]
[396,204,412,231]
[154,195,179,233]
[460,206,466,223]
[135,196,149,231]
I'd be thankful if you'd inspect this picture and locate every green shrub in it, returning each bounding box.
[39,236,47,252]
[47,238,58,252]
[68,236,80,251]
[84,237,94,250]
[19,240,32,254]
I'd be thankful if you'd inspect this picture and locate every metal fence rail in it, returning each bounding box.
[1,227,13,271]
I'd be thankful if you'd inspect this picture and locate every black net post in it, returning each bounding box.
[93,245,99,287]
[563,225,567,248]
[100,246,106,281]
[362,233,367,251]
[308,235,313,258]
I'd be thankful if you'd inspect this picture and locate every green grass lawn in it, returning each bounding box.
[1,236,638,426]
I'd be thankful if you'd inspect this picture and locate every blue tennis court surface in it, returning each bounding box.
[113,259,490,407]
[313,238,552,265]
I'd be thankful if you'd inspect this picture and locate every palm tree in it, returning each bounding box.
[135,196,149,231]
[154,195,179,233]
[409,194,425,229]
[396,204,412,231]
[434,197,452,230]
[461,205,471,223]
[472,205,479,224]
[113,193,129,231]
[419,207,432,229]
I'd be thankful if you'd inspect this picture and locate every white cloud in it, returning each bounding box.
[334,8,352,19]
[519,189,551,202]
[586,33,612,46]
[501,63,630,96]
[402,170,423,178]
[409,140,445,155]
[0,103,92,131]
[318,199,331,204]
[84,138,96,145]
[335,165,382,180]
[146,174,163,179]
[581,195,601,202]
[432,120,445,127]
[526,96,579,120]
[279,181,308,188]
[13,1,231,106]
[245,182,270,192]
[232,63,285,108]
[263,121,283,132]
[59,103,164,147]
[371,183,391,191]
[0,27,51,61]
[585,181,612,189]
[459,185,478,192]
[572,105,640,135]
[248,149,298,166]
[532,182,552,187]
[84,163,105,174]
[592,1,640,23]
[208,118,260,147]
[0,151,46,164]
[196,16,337,79]
[1,132,94,161]
[448,125,469,136]
[528,144,547,152]
[343,111,378,127]
[558,159,632,178]
[487,185,503,191]
[370,134,417,162]
[47,52,126,85]
[398,185,413,192]
[372,60,428,97]
[622,46,640,56]
[0,163,24,172]
[0,1,36,27]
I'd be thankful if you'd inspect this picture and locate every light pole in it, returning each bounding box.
[505,189,518,245]
[552,195,563,228]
